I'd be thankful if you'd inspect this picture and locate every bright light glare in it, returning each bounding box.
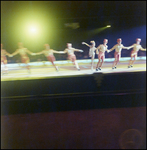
[30,27,37,32]
[106,25,111,27]
[26,23,39,36]
[29,26,37,34]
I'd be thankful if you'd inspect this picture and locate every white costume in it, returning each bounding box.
[89,46,97,57]
[82,41,96,71]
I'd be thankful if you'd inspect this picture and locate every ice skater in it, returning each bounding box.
[11,42,36,73]
[61,43,83,71]
[1,44,11,74]
[127,38,146,68]
[96,39,109,71]
[82,41,97,71]
[35,44,64,71]
[107,38,130,69]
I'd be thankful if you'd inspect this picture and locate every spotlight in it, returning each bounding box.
[29,26,37,33]
[106,25,111,28]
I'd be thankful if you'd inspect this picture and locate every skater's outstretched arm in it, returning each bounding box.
[52,50,66,54]
[127,44,135,50]
[11,49,19,56]
[106,47,109,53]
[108,45,116,53]
[5,50,11,56]
[96,45,101,54]
[140,46,146,51]
[36,50,45,55]
[59,49,68,54]
[26,49,36,55]
[122,45,130,49]
[73,48,83,52]
[82,42,91,47]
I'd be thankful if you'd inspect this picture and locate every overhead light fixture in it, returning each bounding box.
[106,25,111,28]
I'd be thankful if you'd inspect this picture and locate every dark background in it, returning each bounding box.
[1,1,146,62]
[1,71,146,149]
[1,2,146,149]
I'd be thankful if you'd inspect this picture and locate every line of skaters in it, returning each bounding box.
[1,38,146,74]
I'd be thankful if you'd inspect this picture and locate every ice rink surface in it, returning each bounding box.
[1,60,146,81]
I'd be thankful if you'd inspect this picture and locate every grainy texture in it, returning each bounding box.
[1,107,146,149]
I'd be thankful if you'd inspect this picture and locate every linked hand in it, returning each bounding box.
[82,42,85,45]
[31,53,36,56]
[59,51,65,54]
[9,55,13,57]
[79,50,83,52]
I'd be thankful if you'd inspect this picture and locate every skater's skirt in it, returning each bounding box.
[114,51,121,59]
[21,55,30,63]
[47,55,56,63]
[68,54,76,62]
[98,51,105,60]
[1,56,7,64]
[131,50,138,57]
